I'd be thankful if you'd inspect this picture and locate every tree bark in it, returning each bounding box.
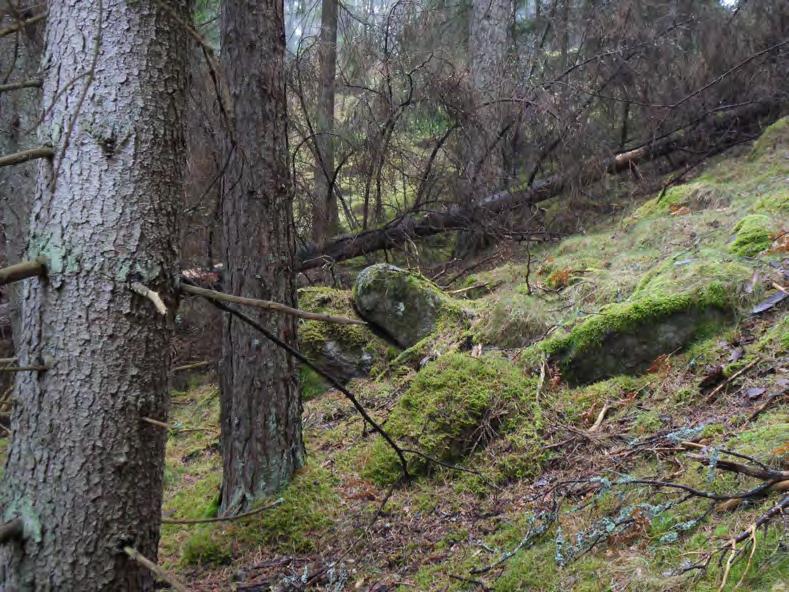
[297,101,776,271]
[0,1,190,590]
[311,0,339,244]
[468,0,512,193]
[219,0,305,515]
[0,4,43,343]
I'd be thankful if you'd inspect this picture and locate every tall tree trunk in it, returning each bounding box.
[468,0,512,194]
[219,0,305,515]
[311,0,339,244]
[0,5,43,342]
[0,1,190,590]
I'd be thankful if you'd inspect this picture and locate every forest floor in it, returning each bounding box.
[161,117,785,590]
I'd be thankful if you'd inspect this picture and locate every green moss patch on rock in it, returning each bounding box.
[298,286,390,384]
[729,214,773,257]
[542,283,736,385]
[364,352,540,484]
[353,263,462,348]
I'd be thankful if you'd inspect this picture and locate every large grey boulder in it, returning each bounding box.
[353,264,451,348]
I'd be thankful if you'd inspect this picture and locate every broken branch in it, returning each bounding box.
[0,518,23,545]
[0,257,47,286]
[180,282,365,325]
[0,146,54,167]
[123,546,189,592]
[192,293,411,481]
[0,79,42,92]
[129,282,167,315]
[0,12,47,38]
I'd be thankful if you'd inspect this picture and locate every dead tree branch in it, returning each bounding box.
[0,147,53,167]
[162,498,284,525]
[123,546,189,592]
[0,257,47,286]
[180,282,365,325]
[185,282,411,481]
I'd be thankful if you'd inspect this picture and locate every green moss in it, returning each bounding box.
[181,527,232,566]
[178,463,340,565]
[538,274,743,385]
[730,214,773,257]
[299,365,328,401]
[473,289,554,348]
[632,410,663,435]
[750,115,789,160]
[298,286,391,380]
[364,353,540,484]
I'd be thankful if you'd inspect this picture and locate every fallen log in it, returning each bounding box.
[298,101,779,271]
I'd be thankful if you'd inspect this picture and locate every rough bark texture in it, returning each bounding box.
[311,0,339,244]
[0,1,190,590]
[219,0,304,515]
[0,4,43,344]
[467,0,512,192]
[297,101,777,271]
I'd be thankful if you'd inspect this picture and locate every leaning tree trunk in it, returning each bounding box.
[219,0,305,515]
[311,0,339,244]
[0,1,190,590]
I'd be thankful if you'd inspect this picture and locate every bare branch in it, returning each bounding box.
[129,282,167,316]
[122,546,189,592]
[180,282,366,326]
[0,257,47,286]
[162,498,284,525]
[0,12,46,38]
[0,79,42,92]
[0,147,53,167]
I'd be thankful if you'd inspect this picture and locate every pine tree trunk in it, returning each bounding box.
[0,1,190,590]
[468,0,512,193]
[0,7,43,342]
[311,0,339,244]
[219,0,305,515]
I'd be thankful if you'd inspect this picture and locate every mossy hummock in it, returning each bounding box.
[365,352,540,484]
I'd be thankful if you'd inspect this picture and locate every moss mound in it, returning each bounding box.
[178,463,339,566]
[730,214,773,257]
[364,352,540,484]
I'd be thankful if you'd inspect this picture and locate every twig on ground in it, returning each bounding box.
[162,498,284,525]
[704,358,759,402]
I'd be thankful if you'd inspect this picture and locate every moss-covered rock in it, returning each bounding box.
[353,263,458,348]
[730,214,773,257]
[542,283,736,385]
[364,352,540,484]
[298,286,390,384]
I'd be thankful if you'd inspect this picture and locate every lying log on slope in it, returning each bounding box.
[297,101,779,271]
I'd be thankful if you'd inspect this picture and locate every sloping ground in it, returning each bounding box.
[159,118,788,591]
